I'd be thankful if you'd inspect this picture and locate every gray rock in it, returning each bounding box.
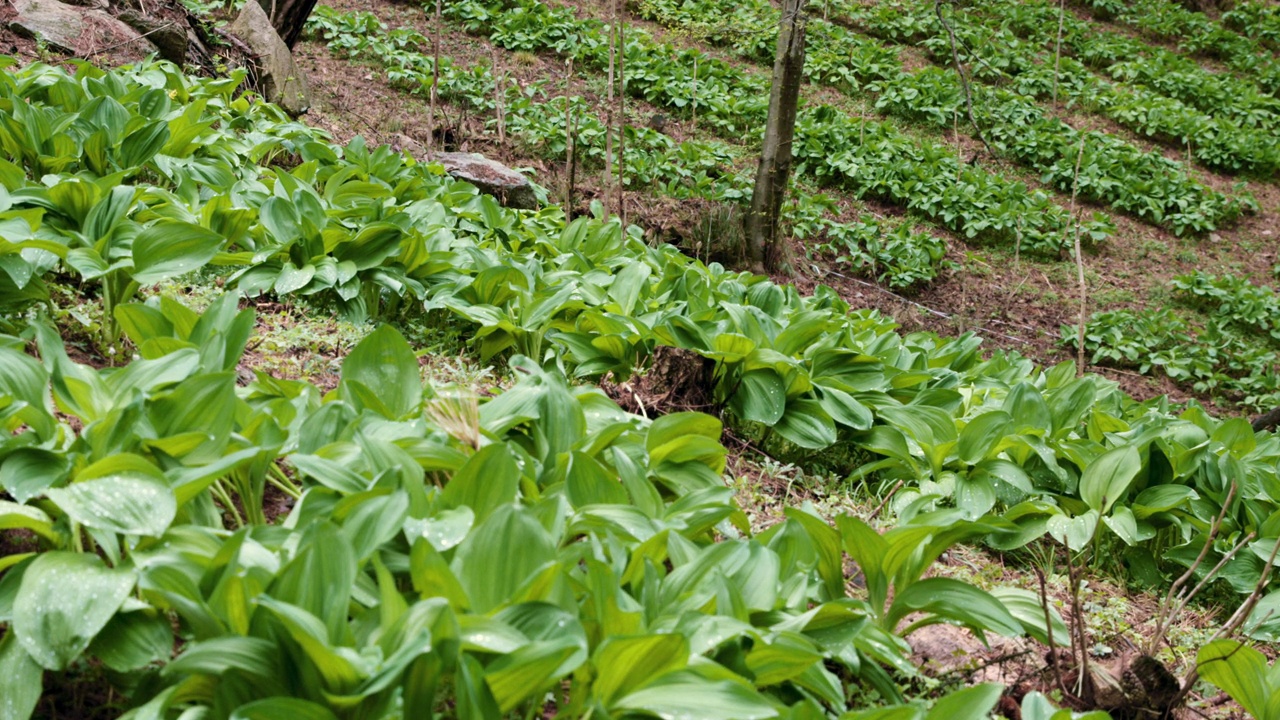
[10,0,154,55]
[434,152,539,210]
[227,1,311,116]
[391,133,426,157]
[117,10,188,64]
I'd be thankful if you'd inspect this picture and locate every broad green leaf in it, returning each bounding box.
[453,505,556,614]
[958,411,1011,464]
[592,634,689,705]
[817,386,873,431]
[729,370,786,426]
[119,120,170,168]
[1003,383,1051,435]
[271,522,356,644]
[1045,510,1099,552]
[924,683,1003,720]
[485,640,581,712]
[746,635,823,686]
[889,578,1022,639]
[0,631,41,720]
[341,325,421,419]
[13,552,136,670]
[405,506,475,552]
[609,260,652,315]
[230,698,340,720]
[614,674,778,720]
[1196,640,1271,720]
[131,221,224,285]
[45,473,176,537]
[441,444,519,524]
[774,399,837,449]
[87,609,172,672]
[647,412,722,455]
[1080,446,1141,513]
[0,501,57,543]
[989,588,1069,647]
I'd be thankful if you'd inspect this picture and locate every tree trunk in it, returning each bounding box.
[1253,406,1280,433]
[745,0,808,274]
[256,0,317,48]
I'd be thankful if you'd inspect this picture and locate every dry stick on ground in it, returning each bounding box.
[867,480,904,521]
[428,0,442,160]
[1052,0,1066,106]
[934,0,992,157]
[603,0,618,217]
[1068,135,1087,377]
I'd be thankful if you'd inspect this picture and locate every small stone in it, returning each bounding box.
[432,151,539,210]
[1209,233,1222,243]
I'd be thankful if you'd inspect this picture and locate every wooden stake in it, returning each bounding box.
[603,0,618,217]
[492,46,505,144]
[428,0,442,159]
[565,61,576,213]
[692,54,699,134]
[1052,0,1066,107]
[1069,135,1087,378]
[618,8,627,228]
[953,110,961,182]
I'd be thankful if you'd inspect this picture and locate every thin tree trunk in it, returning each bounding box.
[745,0,809,274]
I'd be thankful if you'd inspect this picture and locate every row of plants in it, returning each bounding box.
[1013,0,1280,129]
[2,293,1070,718]
[305,6,950,290]
[1223,0,1280,51]
[445,0,1088,252]
[833,0,1280,178]
[639,0,1252,235]
[0,55,1264,608]
[1073,271,1280,412]
[1077,0,1280,96]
